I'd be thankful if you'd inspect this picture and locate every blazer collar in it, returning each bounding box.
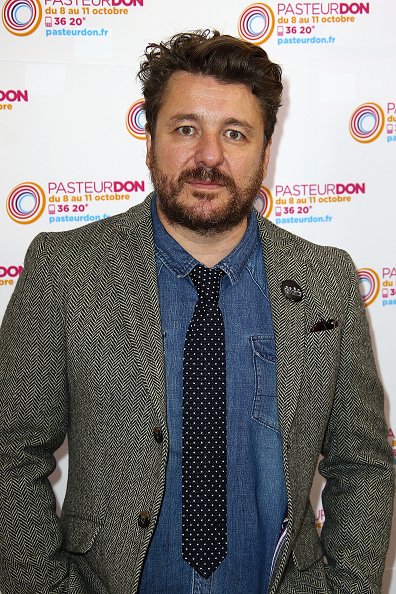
[110,194,167,429]
[257,214,306,441]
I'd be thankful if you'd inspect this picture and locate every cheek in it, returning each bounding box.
[229,153,260,180]
[157,154,181,176]
[155,139,195,170]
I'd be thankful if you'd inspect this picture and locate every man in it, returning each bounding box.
[0,30,393,594]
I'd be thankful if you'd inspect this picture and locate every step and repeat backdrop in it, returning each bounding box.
[1,0,395,588]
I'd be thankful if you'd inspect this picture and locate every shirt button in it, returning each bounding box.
[138,511,150,529]
[153,426,163,443]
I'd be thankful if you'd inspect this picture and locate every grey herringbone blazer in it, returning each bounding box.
[0,194,393,594]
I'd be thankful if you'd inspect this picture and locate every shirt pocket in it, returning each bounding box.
[251,335,279,432]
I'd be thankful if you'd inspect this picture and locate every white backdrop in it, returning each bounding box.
[1,0,395,589]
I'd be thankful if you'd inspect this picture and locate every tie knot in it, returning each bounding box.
[189,265,223,304]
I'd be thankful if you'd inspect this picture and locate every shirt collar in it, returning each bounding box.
[151,194,260,285]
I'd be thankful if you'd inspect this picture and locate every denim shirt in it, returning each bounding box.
[139,198,287,594]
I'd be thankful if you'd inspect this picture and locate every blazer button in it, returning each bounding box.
[138,511,150,529]
[153,426,163,443]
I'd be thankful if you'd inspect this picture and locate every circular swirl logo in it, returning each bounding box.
[349,103,385,143]
[254,186,273,219]
[358,268,380,306]
[126,99,146,139]
[2,0,42,36]
[238,3,275,45]
[6,182,46,224]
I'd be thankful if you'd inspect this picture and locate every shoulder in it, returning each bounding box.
[20,196,154,308]
[26,195,153,265]
[256,212,356,278]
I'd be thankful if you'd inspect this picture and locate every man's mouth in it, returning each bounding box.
[187,180,225,189]
[178,167,232,190]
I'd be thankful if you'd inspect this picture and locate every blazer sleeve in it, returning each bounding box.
[319,250,394,593]
[0,234,91,593]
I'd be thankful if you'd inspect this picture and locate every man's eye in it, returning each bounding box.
[225,130,244,141]
[177,126,194,136]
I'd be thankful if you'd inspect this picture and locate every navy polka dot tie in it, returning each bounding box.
[182,265,227,578]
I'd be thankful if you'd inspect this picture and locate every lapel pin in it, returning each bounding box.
[281,280,303,302]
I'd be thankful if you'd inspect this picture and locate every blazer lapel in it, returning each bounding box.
[257,216,307,442]
[110,197,167,429]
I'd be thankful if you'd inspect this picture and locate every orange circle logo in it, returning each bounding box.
[238,3,275,45]
[358,268,380,306]
[254,185,273,218]
[349,103,385,143]
[2,0,42,36]
[126,99,146,139]
[6,182,46,224]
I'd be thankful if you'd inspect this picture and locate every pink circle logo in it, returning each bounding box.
[2,0,42,36]
[254,186,273,218]
[6,182,46,224]
[126,99,146,139]
[238,3,275,45]
[349,103,385,143]
[358,268,380,306]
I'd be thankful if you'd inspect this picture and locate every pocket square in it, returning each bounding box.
[310,319,339,333]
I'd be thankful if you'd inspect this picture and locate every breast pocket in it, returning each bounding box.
[251,335,279,432]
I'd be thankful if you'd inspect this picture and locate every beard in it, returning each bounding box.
[149,151,264,236]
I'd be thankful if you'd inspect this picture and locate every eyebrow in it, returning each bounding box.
[167,113,200,126]
[167,114,257,136]
[223,118,256,135]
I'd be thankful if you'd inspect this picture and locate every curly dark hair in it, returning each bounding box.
[137,30,282,144]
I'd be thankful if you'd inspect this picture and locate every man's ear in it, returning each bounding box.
[262,140,271,179]
[145,124,152,170]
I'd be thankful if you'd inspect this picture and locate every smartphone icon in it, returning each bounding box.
[45,16,52,27]
[275,206,282,216]
[387,124,393,134]
[382,288,389,298]
[48,205,55,214]
[277,26,284,36]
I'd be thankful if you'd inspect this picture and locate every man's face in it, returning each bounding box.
[146,71,271,235]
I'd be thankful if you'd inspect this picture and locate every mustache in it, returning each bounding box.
[177,167,236,187]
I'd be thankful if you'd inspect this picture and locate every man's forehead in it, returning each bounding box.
[159,71,263,123]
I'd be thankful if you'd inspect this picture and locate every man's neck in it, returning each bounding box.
[156,208,248,268]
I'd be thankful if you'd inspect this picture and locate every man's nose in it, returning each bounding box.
[193,132,224,168]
